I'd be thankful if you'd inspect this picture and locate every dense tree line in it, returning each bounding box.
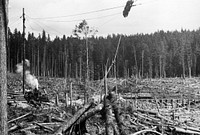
[7,27,200,79]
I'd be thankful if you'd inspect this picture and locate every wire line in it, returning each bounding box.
[26,15,64,35]
[9,17,21,27]
[30,5,124,19]
[39,12,121,23]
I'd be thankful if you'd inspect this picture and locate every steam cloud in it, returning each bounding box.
[16,59,39,90]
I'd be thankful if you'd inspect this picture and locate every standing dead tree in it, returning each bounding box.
[73,20,97,104]
[103,36,122,135]
[0,0,8,134]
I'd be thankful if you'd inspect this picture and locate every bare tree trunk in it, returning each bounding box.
[187,51,192,78]
[148,57,152,78]
[69,63,71,78]
[0,1,8,134]
[64,49,68,78]
[79,56,82,82]
[114,63,118,94]
[6,39,9,71]
[31,45,35,75]
[37,44,40,76]
[155,64,159,78]
[141,50,144,78]
[124,60,128,78]
[188,65,191,78]
[163,57,166,78]
[104,67,114,135]
[76,62,78,79]
[181,35,186,78]
[182,53,185,78]
[193,54,197,76]
[159,55,162,78]
[86,37,89,81]
[182,61,185,78]
[51,54,54,77]
[70,82,73,108]
[43,44,46,76]
[133,45,138,78]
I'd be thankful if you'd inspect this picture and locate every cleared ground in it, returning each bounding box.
[7,72,200,135]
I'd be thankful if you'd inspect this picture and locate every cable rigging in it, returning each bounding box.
[26,15,64,36]
[30,5,124,20]
[10,0,159,38]
[37,12,121,23]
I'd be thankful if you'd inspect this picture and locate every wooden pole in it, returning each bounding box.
[22,8,26,94]
[0,0,8,134]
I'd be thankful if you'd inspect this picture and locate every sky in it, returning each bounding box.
[8,0,200,39]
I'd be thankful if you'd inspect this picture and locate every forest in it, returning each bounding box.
[7,26,200,80]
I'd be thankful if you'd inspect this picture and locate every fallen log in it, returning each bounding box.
[136,109,174,124]
[53,103,93,135]
[122,93,153,99]
[136,109,157,115]
[8,124,22,133]
[78,103,103,122]
[31,122,61,126]
[73,103,103,135]
[129,129,163,135]
[132,112,160,124]
[173,126,200,135]
[8,112,32,124]
[33,122,54,132]
[184,126,200,133]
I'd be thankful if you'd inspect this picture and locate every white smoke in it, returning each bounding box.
[16,59,39,90]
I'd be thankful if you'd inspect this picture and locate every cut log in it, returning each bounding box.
[53,103,93,135]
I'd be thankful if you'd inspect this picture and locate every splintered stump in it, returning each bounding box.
[107,92,127,135]
[105,98,114,135]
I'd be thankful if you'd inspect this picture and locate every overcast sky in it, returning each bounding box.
[8,0,200,39]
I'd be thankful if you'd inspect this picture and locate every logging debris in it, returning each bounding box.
[7,73,200,135]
